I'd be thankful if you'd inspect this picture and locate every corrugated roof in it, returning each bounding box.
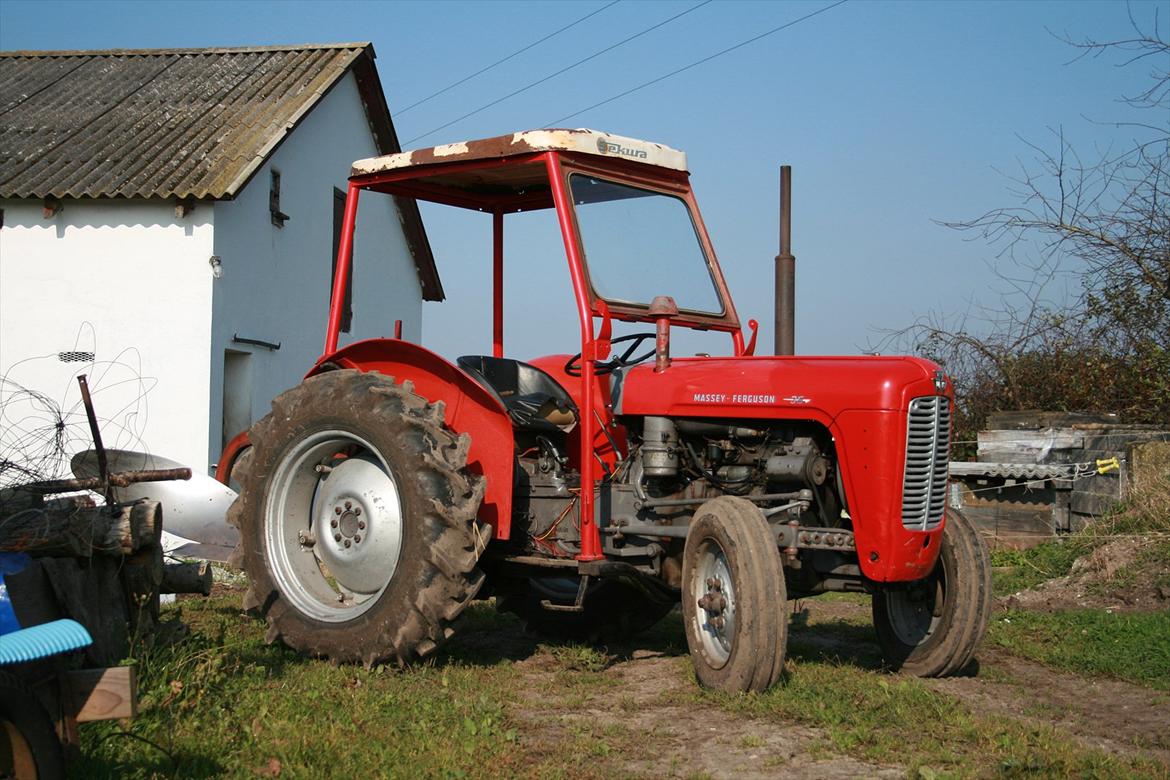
[0,44,443,300]
[0,44,367,199]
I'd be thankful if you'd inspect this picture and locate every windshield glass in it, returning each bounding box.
[569,175,723,315]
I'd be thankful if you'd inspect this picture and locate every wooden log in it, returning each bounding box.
[126,547,164,588]
[160,561,213,596]
[0,504,139,557]
[128,500,163,550]
[122,545,163,631]
[0,486,43,516]
[21,467,192,494]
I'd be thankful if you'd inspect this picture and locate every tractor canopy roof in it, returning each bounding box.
[353,128,687,176]
[348,129,691,213]
[345,129,739,333]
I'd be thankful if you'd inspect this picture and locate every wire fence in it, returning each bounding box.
[0,332,154,515]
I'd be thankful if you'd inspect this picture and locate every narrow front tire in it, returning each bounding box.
[872,507,992,677]
[681,496,787,693]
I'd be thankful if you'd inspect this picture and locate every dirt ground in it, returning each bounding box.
[1001,535,1170,612]
[809,598,1170,766]
[495,596,1170,778]
[511,645,903,779]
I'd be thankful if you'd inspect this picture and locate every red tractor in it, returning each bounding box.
[221,129,991,693]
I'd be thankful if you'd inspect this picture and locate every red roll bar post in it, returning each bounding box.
[544,152,603,562]
[324,181,361,357]
[492,210,504,358]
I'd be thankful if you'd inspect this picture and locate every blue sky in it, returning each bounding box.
[2,0,1165,359]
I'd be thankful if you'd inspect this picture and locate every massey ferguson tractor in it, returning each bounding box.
[220,129,991,693]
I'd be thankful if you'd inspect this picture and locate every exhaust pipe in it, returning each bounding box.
[774,165,795,356]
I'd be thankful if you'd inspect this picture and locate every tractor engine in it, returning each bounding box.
[511,415,851,593]
[634,417,842,526]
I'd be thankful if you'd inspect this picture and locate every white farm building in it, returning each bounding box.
[0,44,442,477]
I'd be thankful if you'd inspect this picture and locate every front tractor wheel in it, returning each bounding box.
[872,508,992,677]
[681,497,787,693]
[228,370,486,666]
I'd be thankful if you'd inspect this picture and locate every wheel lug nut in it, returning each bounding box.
[335,507,342,515]
[706,578,716,588]
[358,520,366,530]
[354,507,361,516]
[354,534,362,544]
[345,501,352,510]
[330,519,339,529]
[344,539,352,548]
[334,533,342,542]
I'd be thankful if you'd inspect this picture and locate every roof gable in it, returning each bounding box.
[0,43,442,300]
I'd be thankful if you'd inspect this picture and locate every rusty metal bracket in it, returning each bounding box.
[76,375,114,508]
[232,334,281,350]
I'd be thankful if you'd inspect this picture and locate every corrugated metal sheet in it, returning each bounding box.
[949,462,1076,480]
[0,44,368,200]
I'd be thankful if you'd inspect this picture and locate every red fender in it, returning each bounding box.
[310,339,515,539]
[215,429,252,485]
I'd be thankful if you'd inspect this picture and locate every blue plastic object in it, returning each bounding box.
[0,552,32,636]
[0,619,93,665]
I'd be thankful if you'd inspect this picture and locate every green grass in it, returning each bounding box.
[989,608,1170,690]
[701,609,1169,779]
[71,575,1170,778]
[74,596,527,779]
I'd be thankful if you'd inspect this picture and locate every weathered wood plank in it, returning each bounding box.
[64,666,137,722]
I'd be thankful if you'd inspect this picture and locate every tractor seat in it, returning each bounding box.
[456,355,578,433]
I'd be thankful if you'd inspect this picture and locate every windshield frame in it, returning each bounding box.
[558,156,741,333]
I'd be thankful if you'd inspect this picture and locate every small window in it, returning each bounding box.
[270,170,289,227]
[331,187,353,333]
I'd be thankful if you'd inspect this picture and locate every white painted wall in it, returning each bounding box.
[209,72,423,467]
[0,199,215,477]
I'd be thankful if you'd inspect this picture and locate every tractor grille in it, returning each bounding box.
[901,395,951,531]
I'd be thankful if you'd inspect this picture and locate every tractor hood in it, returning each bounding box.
[612,354,946,424]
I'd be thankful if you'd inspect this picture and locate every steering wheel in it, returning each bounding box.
[564,332,657,376]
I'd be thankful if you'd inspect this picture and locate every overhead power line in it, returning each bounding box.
[548,0,850,125]
[403,0,714,146]
[396,0,621,116]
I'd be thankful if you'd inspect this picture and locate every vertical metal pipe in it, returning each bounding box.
[774,165,795,356]
[324,183,360,356]
[492,211,504,358]
[78,374,117,508]
[544,152,602,562]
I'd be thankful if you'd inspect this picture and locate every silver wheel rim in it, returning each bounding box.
[692,539,737,667]
[265,429,404,622]
[885,568,944,647]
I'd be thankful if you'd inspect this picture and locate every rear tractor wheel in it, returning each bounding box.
[872,507,992,677]
[681,496,787,693]
[228,370,487,666]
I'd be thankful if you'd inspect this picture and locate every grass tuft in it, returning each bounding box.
[989,608,1170,690]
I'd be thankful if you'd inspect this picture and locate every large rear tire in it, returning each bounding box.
[228,370,486,666]
[872,507,992,677]
[681,496,787,693]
